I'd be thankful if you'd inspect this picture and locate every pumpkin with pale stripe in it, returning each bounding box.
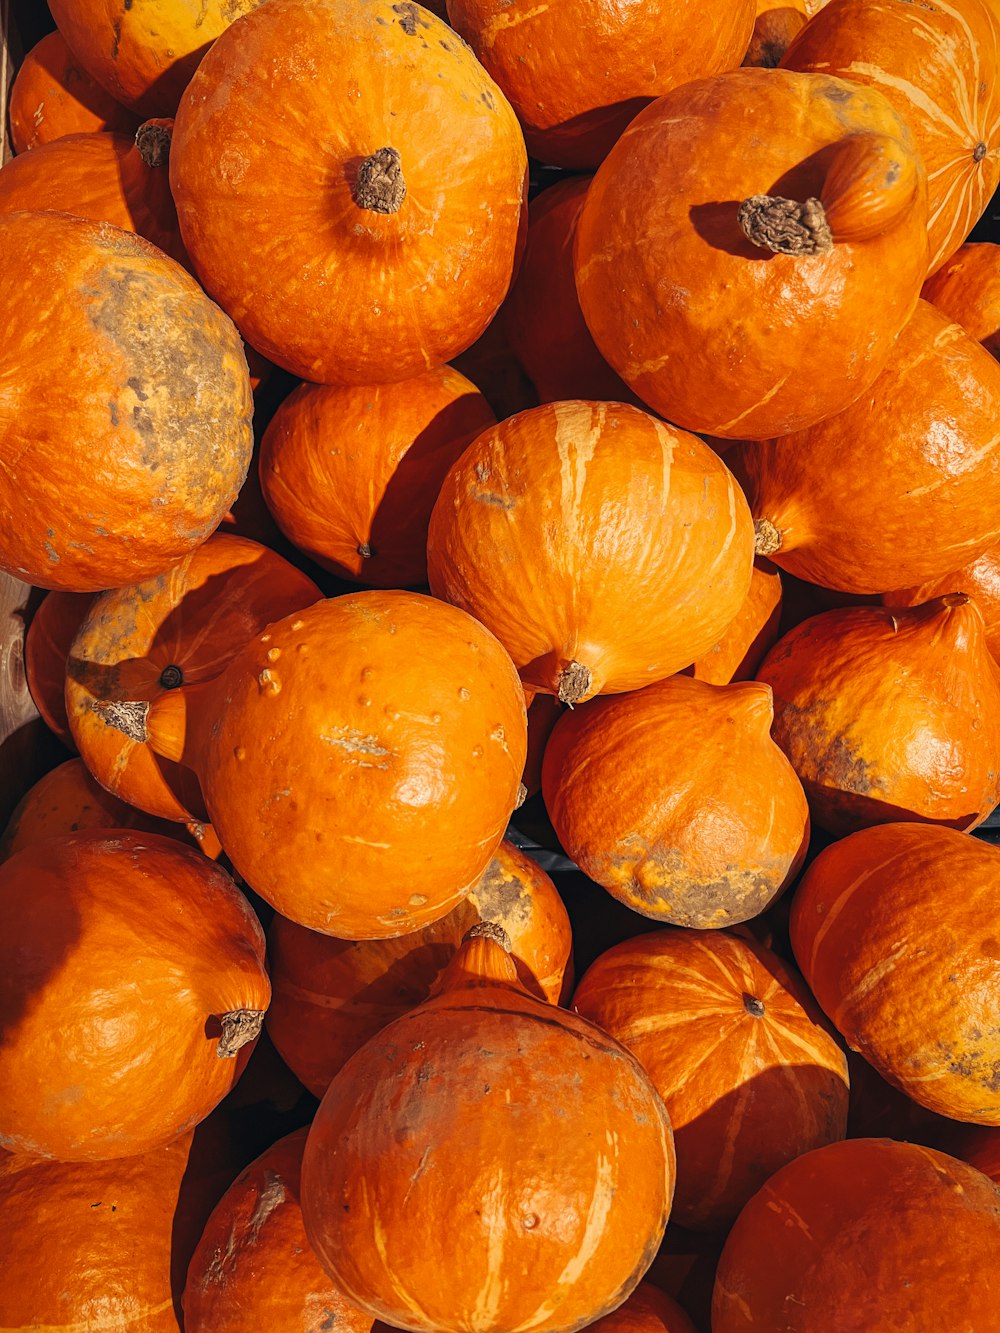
[301,925,675,1332]
[427,400,755,703]
[573,928,848,1232]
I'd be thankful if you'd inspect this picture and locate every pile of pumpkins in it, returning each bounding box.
[4,0,1000,1328]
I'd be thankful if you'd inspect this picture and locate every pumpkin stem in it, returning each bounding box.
[354,147,407,215]
[217,1008,265,1059]
[742,992,766,1017]
[514,781,527,809]
[135,120,172,168]
[465,921,513,951]
[753,517,782,556]
[432,921,520,996]
[557,660,592,705]
[88,697,150,744]
[738,194,833,256]
[357,541,374,559]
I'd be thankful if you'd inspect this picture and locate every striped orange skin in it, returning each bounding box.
[790,823,1000,1123]
[922,240,1000,357]
[301,930,675,1333]
[8,30,140,153]
[782,0,1000,276]
[573,929,848,1233]
[427,401,755,703]
[713,1139,1000,1330]
[265,840,574,1097]
[170,0,528,386]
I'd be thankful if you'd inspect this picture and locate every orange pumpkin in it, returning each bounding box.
[543,677,809,927]
[65,533,321,824]
[954,1127,1000,1183]
[98,591,527,939]
[170,0,528,385]
[427,401,755,703]
[882,540,1000,662]
[782,0,1000,274]
[447,0,755,170]
[575,69,928,438]
[790,822,1000,1123]
[24,589,95,747]
[744,0,808,68]
[301,925,675,1332]
[183,1128,372,1333]
[712,1139,1000,1330]
[584,1283,697,1333]
[737,300,1000,592]
[47,0,265,116]
[0,211,252,592]
[573,928,848,1232]
[258,367,496,587]
[922,240,1000,357]
[686,557,782,684]
[7,30,140,153]
[449,304,539,423]
[0,122,187,265]
[266,839,573,1096]
[0,831,270,1161]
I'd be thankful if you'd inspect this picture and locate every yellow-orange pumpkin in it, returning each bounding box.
[922,240,1000,357]
[7,30,140,152]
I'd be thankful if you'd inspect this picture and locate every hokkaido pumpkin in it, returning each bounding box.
[169,0,528,385]
[782,0,1000,274]
[575,69,928,438]
[301,924,675,1332]
[427,401,755,703]
[266,839,573,1096]
[65,533,321,824]
[584,1283,697,1333]
[573,928,848,1232]
[713,1139,1000,1330]
[686,557,782,684]
[96,591,527,939]
[47,0,266,116]
[543,677,809,927]
[790,822,1000,1122]
[258,367,496,588]
[446,0,755,170]
[24,589,94,747]
[8,30,140,153]
[922,241,1000,356]
[737,301,1000,592]
[0,831,270,1161]
[743,0,808,68]
[0,211,252,592]
[882,541,1000,661]
[0,121,187,265]
[183,1128,372,1333]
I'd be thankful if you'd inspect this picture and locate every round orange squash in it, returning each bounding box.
[542,677,809,927]
[47,0,265,116]
[24,589,95,747]
[301,925,675,1332]
[183,1128,372,1333]
[8,30,140,153]
[427,401,755,703]
[266,839,573,1096]
[447,0,755,170]
[65,533,321,824]
[882,540,1000,661]
[737,300,1000,592]
[743,0,808,68]
[782,0,1000,275]
[575,68,928,438]
[0,830,270,1161]
[0,211,252,592]
[790,822,1000,1123]
[686,557,782,684]
[584,1282,698,1333]
[573,928,848,1232]
[712,1138,1000,1330]
[258,366,496,588]
[169,0,528,385]
[922,240,1000,357]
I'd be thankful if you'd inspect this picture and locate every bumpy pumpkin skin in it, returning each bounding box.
[782,0,1000,275]
[24,590,95,747]
[790,823,1000,1123]
[543,677,809,928]
[713,1138,1000,1330]
[574,929,848,1233]
[427,401,755,703]
[922,241,1000,357]
[47,0,266,116]
[687,557,782,684]
[65,533,321,824]
[737,301,1000,592]
[575,69,928,439]
[183,1128,372,1333]
[301,930,676,1333]
[196,591,527,939]
[266,839,573,1096]
[883,541,1000,661]
[258,367,496,588]
[0,212,252,592]
[757,596,1000,835]
[585,1282,697,1333]
[447,0,755,170]
[8,30,140,152]
[170,0,528,386]
[0,831,270,1162]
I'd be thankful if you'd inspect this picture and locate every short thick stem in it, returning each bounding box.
[738,194,833,256]
[557,660,592,705]
[217,1008,265,1058]
[353,147,406,215]
[754,518,782,556]
[88,697,149,744]
[135,119,172,168]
